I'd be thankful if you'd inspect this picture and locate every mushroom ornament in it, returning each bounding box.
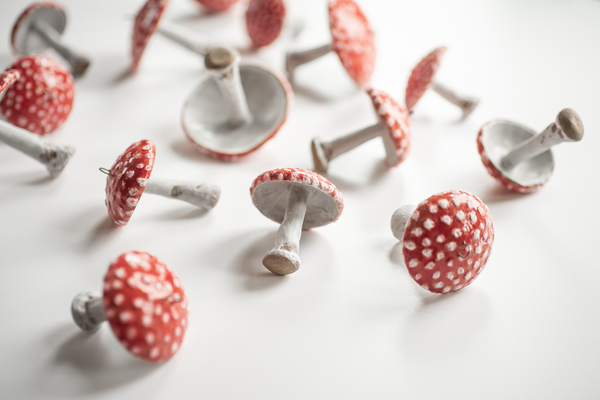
[11,2,90,77]
[0,69,74,177]
[311,88,410,173]
[391,190,494,294]
[406,47,478,119]
[245,0,286,48]
[182,46,292,160]
[477,108,583,193]
[285,0,375,88]
[250,168,344,275]
[194,0,240,13]
[71,251,188,362]
[104,140,220,226]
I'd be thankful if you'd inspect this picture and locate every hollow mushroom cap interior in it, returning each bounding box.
[102,251,188,362]
[367,87,412,166]
[329,0,376,87]
[105,140,156,226]
[11,2,67,55]
[477,120,554,193]
[405,46,446,112]
[131,0,170,73]
[250,168,344,229]
[402,190,494,294]
[182,63,292,160]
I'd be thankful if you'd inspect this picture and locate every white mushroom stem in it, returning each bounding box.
[0,119,75,178]
[71,291,105,333]
[500,108,584,171]
[144,178,220,210]
[204,47,252,128]
[262,184,309,275]
[390,205,417,241]
[31,19,90,77]
[157,19,212,57]
[285,43,333,81]
[431,81,479,119]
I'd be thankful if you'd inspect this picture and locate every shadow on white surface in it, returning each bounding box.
[322,159,389,192]
[85,214,120,249]
[478,182,531,204]
[170,137,228,164]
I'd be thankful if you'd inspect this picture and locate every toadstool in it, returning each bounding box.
[311,87,410,173]
[250,168,344,275]
[181,46,292,160]
[477,108,584,193]
[11,2,90,77]
[245,0,286,48]
[71,251,188,362]
[391,190,494,294]
[104,140,220,226]
[285,0,375,88]
[194,0,240,13]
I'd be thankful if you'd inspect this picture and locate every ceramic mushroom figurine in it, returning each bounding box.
[311,88,410,173]
[182,46,292,160]
[0,69,74,177]
[391,190,494,293]
[104,140,220,226]
[246,0,286,48]
[71,251,188,362]
[194,0,240,13]
[406,47,478,119]
[250,168,344,275]
[477,108,584,193]
[285,0,375,88]
[11,2,90,77]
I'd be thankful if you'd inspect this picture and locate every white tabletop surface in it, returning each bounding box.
[1,0,599,399]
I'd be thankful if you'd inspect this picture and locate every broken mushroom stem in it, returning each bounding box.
[500,108,584,171]
[204,46,252,128]
[431,81,479,119]
[156,18,212,57]
[390,204,417,241]
[263,184,309,275]
[0,119,74,177]
[71,291,105,332]
[285,43,333,82]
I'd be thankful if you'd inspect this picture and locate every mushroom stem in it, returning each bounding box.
[204,47,252,128]
[262,184,309,275]
[144,178,220,210]
[157,19,212,57]
[0,119,75,177]
[285,43,333,81]
[431,81,479,119]
[311,122,384,172]
[31,20,90,77]
[390,204,417,241]
[500,109,584,171]
[71,291,105,333]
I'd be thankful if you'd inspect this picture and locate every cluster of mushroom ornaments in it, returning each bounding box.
[0,0,585,365]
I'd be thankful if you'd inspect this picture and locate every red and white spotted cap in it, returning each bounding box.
[405,46,446,113]
[0,70,20,95]
[10,2,66,56]
[329,0,376,87]
[396,190,494,294]
[105,140,156,226]
[246,0,286,48]
[0,55,74,135]
[366,87,411,166]
[102,251,188,362]
[194,0,239,12]
[131,0,170,73]
[250,168,344,229]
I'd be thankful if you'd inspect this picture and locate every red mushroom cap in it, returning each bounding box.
[194,0,240,13]
[328,0,376,87]
[0,70,21,94]
[402,190,494,294]
[10,2,67,56]
[366,87,411,166]
[0,55,74,135]
[405,46,446,113]
[105,140,156,227]
[131,0,170,73]
[102,251,188,362]
[245,0,286,48]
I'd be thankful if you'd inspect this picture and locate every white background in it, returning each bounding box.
[1,0,599,399]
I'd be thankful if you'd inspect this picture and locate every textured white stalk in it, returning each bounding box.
[431,81,479,119]
[71,291,105,333]
[32,20,90,77]
[144,178,220,210]
[157,19,212,57]
[391,205,417,241]
[285,43,333,81]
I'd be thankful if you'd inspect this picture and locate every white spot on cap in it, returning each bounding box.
[475,246,482,254]
[429,205,438,213]
[447,260,453,267]
[411,228,423,237]
[137,178,147,187]
[142,315,152,327]
[452,229,462,238]
[455,211,465,221]
[422,238,431,247]
[446,242,457,251]
[425,262,435,270]
[454,284,463,290]
[126,197,139,207]
[435,282,444,289]
[415,273,422,280]
[436,235,445,243]
[175,327,182,337]
[457,267,465,274]
[443,286,451,293]
[447,272,454,280]
[113,294,125,306]
[469,212,477,223]
[465,272,472,280]
[473,230,481,240]
[436,252,444,261]
[408,259,418,268]
[149,347,159,359]
[423,219,435,230]
[171,342,179,353]
[432,271,440,279]
[441,215,452,225]
[112,280,123,290]
[133,298,144,308]
[422,249,432,258]
[119,311,132,323]
[162,313,170,323]
[404,241,416,250]
[146,332,155,344]
[438,199,449,209]
[127,327,137,339]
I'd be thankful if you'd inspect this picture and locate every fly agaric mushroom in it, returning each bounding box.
[477,108,584,193]
[181,46,292,160]
[285,0,375,87]
[71,251,188,362]
[391,190,494,294]
[246,0,286,48]
[0,69,74,177]
[0,54,75,135]
[194,0,240,13]
[250,168,343,275]
[406,47,478,119]
[311,87,410,173]
[11,2,90,77]
[104,140,220,226]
